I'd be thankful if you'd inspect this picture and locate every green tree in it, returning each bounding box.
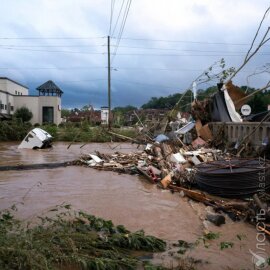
[14,107,33,122]
[61,108,71,118]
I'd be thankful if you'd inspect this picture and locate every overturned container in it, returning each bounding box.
[18,128,53,149]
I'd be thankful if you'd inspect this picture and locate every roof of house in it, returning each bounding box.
[0,77,29,89]
[36,80,63,94]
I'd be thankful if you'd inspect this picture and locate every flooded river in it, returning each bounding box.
[0,142,269,269]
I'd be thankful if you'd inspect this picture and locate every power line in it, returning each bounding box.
[1,44,269,55]
[0,66,106,70]
[0,44,104,48]
[111,0,125,37]
[1,46,269,57]
[109,0,115,35]
[111,53,269,57]
[111,52,270,56]
[111,45,270,54]
[0,36,258,46]
[112,79,180,89]
[111,0,132,63]
[0,36,105,40]
[113,37,256,46]
[0,46,105,54]
[0,66,253,73]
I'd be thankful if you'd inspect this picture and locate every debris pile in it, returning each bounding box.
[75,81,270,235]
[77,144,224,187]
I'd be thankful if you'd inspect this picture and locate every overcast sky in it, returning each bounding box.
[0,0,269,108]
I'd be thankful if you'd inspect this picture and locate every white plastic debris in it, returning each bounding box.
[89,154,103,163]
[175,121,195,134]
[191,155,201,165]
[170,153,187,164]
[145,143,153,151]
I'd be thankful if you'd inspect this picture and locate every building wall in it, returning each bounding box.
[14,96,61,125]
[13,96,39,124]
[0,78,62,125]
[0,78,28,95]
[101,107,109,124]
[0,92,15,115]
[38,96,61,125]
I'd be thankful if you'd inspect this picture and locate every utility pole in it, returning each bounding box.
[107,35,111,130]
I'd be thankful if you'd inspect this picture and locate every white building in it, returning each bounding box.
[100,106,109,124]
[0,77,63,125]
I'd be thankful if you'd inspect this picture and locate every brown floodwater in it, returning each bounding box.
[0,142,269,269]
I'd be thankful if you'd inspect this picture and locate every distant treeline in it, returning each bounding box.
[139,86,270,114]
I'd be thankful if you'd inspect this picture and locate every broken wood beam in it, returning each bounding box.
[107,131,143,144]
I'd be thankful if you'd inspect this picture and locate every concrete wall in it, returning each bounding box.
[211,122,270,147]
[13,96,39,124]
[0,92,15,115]
[0,78,28,95]
[0,78,62,125]
[38,96,61,125]
[14,95,61,125]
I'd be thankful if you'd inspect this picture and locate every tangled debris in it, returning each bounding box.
[74,97,270,236]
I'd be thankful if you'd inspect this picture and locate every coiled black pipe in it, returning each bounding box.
[195,158,270,198]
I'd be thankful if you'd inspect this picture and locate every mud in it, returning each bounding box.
[0,142,269,269]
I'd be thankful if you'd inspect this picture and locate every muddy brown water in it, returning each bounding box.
[0,142,269,269]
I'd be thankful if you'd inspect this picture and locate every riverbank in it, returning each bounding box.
[0,120,138,142]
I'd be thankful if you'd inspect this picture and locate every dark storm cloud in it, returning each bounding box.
[0,0,269,109]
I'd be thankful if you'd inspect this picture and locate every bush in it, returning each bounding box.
[0,120,32,141]
[41,125,58,139]
[13,107,33,122]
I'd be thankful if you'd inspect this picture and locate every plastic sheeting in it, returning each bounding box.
[223,88,242,122]
[211,91,232,122]
[211,86,242,122]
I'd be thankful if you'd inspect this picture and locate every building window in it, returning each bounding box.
[15,91,17,95]
[11,106,14,111]
[0,104,3,109]
[4,105,7,110]
[42,107,54,123]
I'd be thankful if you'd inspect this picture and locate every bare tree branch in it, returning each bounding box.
[227,7,270,82]
[245,7,270,61]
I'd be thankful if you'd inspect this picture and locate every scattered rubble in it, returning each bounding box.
[74,81,270,237]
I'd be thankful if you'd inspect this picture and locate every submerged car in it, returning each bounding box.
[18,128,53,149]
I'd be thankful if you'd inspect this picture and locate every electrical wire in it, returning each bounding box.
[115,37,258,46]
[0,66,106,70]
[111,0,132,63]
[1,44,269,55]
[111,0,125,37]
[112,79,179,89]
[0,46,105,55]
[1,45,269,57]
[0,36,105,40]
[109,0,115,35]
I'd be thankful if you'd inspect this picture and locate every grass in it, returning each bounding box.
[54,126,138,142]
[0,120,138,143]
[0,204,166,270]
